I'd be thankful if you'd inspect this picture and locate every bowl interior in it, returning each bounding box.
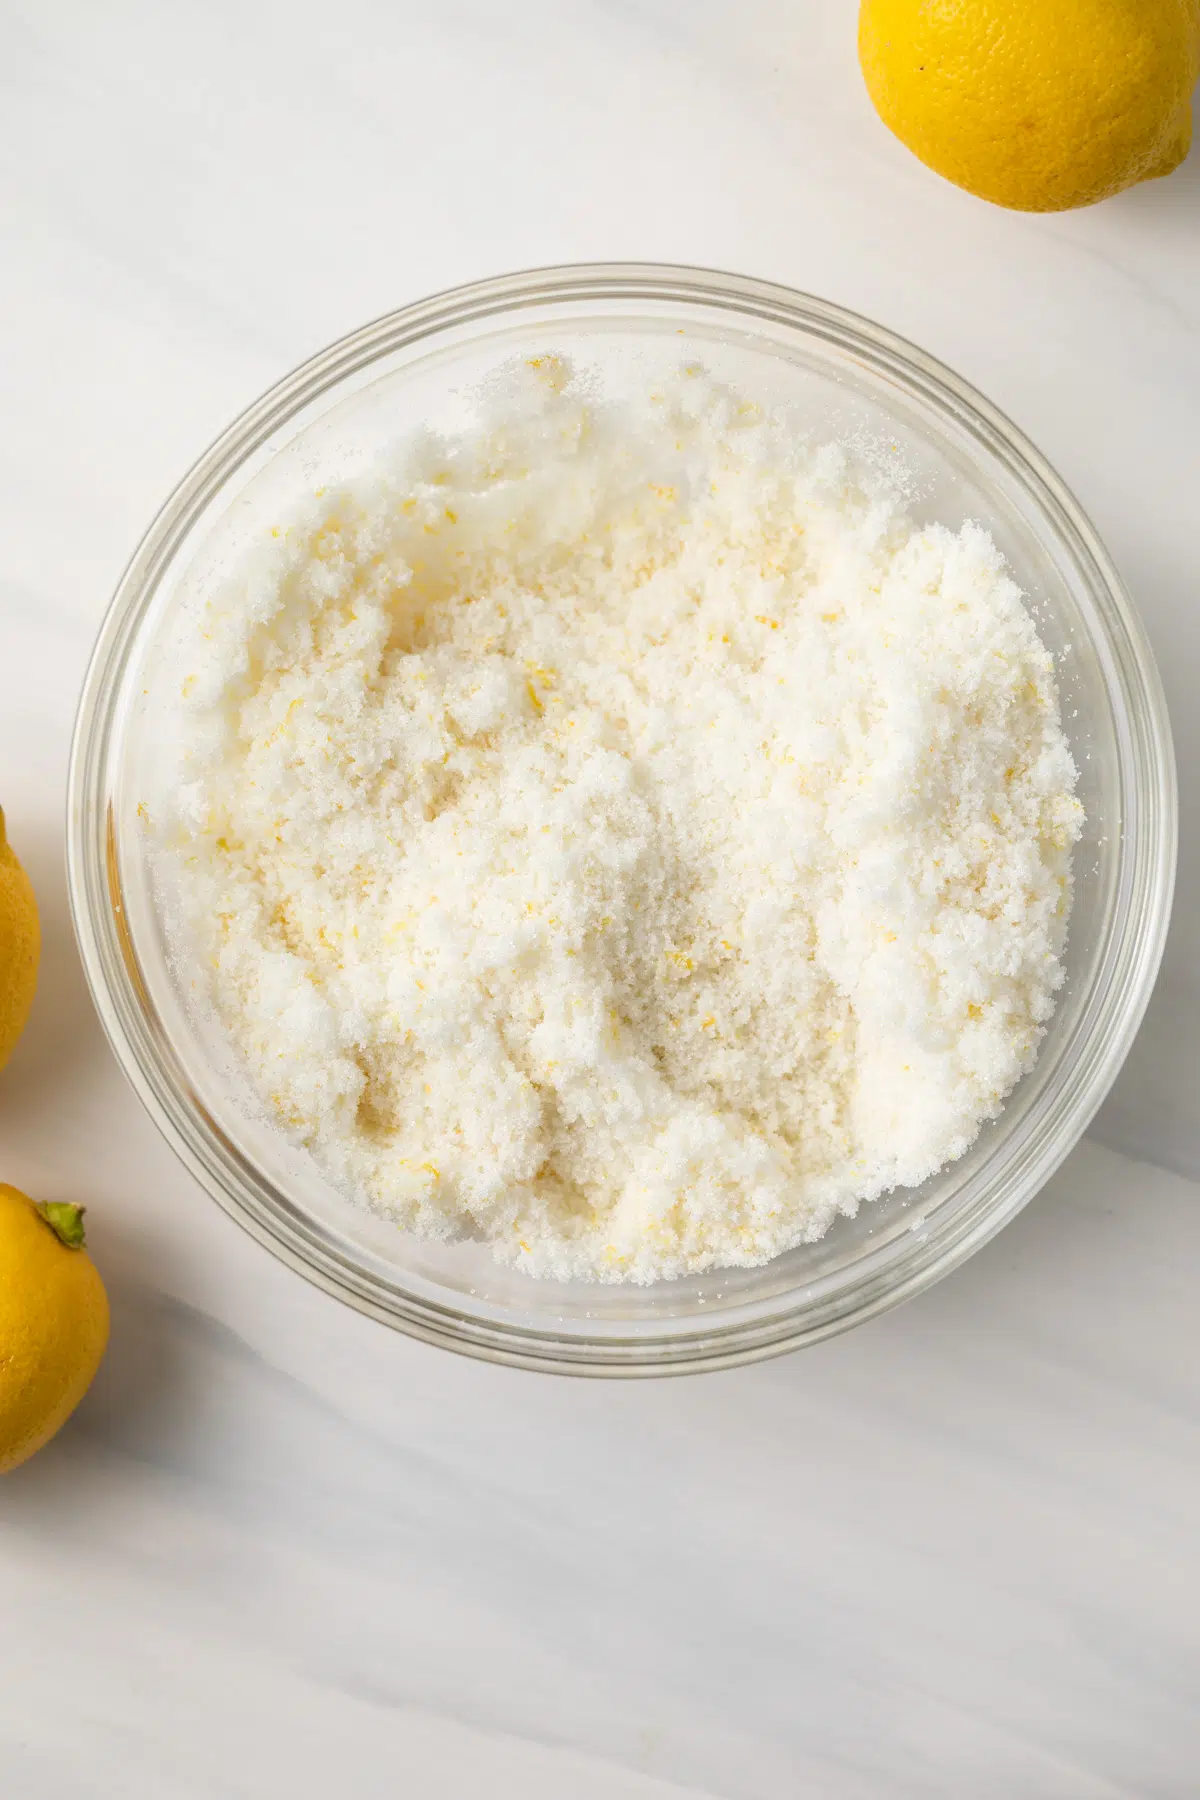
[96,287,1126,1356]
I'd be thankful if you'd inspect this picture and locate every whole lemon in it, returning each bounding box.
[859,0,1200,211]
[0,806,40,1070]
[0,1186,110,1474]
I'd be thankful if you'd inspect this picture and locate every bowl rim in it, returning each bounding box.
[66,261,1177,1376]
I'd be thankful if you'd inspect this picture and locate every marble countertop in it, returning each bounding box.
[2,3,1197,1794]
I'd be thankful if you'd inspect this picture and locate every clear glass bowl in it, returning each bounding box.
[67,265,1176,1376]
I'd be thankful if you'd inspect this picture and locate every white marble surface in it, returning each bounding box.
[2,3,1198,1794]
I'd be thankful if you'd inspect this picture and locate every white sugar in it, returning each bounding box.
[159,359,1082,1282]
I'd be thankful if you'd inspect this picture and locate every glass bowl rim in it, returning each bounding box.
[65,261,1177,1376]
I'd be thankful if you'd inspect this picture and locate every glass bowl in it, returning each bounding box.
[67,264,1176,1376]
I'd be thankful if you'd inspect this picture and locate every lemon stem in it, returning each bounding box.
[35,1201,87,1251]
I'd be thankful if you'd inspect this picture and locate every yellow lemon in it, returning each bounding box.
[0,1186,110,1474]
[859,0,1200,211]
[0,806,40,1070]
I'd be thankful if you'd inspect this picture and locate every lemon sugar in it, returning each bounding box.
[161,362,1082,1283]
